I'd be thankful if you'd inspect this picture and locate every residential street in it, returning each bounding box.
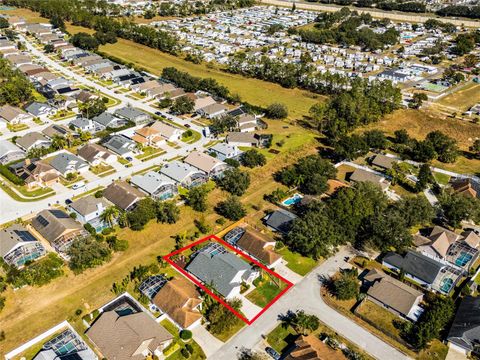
[210,248,411,360]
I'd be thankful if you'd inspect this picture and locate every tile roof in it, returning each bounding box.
[236,228,281,266]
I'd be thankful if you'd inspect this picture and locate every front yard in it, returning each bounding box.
[277,247,318,276]
[160,319,206,360]
[135,146,166,161]
[90,164,115,177]
[246,273,288,308]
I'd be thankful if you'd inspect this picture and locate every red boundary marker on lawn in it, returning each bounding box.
[163,234,294,325]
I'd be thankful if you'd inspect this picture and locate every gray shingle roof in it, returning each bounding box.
[448,296,480,352]
[160,161,203,184]
[265,209,297,234]
[186,251,251,297]
[50,152,88,174]
[130,171,175,195]
[383,251,444,284]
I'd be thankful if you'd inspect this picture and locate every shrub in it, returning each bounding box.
[185,343,194,354]
[0,164,24,185]
[180,329,193,340]
[75,308,83,316]
[180,348,190,358]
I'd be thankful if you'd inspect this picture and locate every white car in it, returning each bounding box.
[71,181,86,190]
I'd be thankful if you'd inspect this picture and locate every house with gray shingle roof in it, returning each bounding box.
[130,171,177,200]
[114,106,150,125]
[24,101,56,120]
[68,195,111,232]
[0,224,46,268]
[0,140,25,165]
[209,143,241,161]
[92,112,127,129]
[160,161,208,188]
[103,134,136,158]
[50,152,89,177]
[186,247,258,299]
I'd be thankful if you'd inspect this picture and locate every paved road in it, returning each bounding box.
[260,0,480,27]
[210,248,411,360]
[0,36,210,224]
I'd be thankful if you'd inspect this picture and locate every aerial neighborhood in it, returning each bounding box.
[1,0,480,360]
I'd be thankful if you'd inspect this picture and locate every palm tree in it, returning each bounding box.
[100,206,119,227]
[51,135,66,150]
[291,310,319,335]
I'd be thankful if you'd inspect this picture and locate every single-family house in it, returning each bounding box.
[69,117,97,133]
[264,209,297,234]
[77,143,117,165]
[186,245,258,299]
[103,134,137,158]
[0,104,33,124]
[0,140,25,164]
[87,310,173,360]
[32,328,97,360]
[42,124,71,139]
[371,154,396,170]
[193,96,216,112]
[364,269,424,321]
[383,250,461,294]
[50,152,89,177]
[149,121,183,142]
[160,161,208,188]
[209,143,241,161]
[114,106,150,125]
[11,159,60,189]
[24,101,56,120]
[103,181,145,211]
[447,296,480,356]
[183,150,228,177]
[0,224,46,267]
[152,277,203,330]
[92,112,127,130]
[285,335,346,360]
[450,178,478,199]
[237,114,257,133]
[130,171,177,200]
[197,103,228,119]
[415,226,480,271]
[235,228,282,268]
[31,209,88,253]
[131,126,165,147]
[226,132,260,147]
[15,132,51,152]
[69,195,111,232]
[349,168,390,191]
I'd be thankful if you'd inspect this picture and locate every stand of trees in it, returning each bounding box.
[127,198,180,230]
[437,5,480,19]
[217,168,251,196]
[285,182,434,259]
[306,0,426,14]
[0,58,34,106]
[296,9,399,51]
[202,294,243,335]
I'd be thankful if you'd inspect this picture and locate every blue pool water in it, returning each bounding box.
[456,252,473,267]
[282,193,303,206]
[440,278,453,293]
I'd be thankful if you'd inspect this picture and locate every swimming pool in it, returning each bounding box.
[282,193,303,206]
[440,278,453,293]
[456,252,473,267]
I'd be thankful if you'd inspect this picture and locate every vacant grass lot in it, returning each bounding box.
[438,81,480,112]
[362,109,480,151]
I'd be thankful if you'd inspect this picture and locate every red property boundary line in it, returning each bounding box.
[163,234,294,325]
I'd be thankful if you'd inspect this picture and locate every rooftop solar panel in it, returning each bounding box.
[14,230,37,242]
[37,215,49,227]
[50,209,70,219]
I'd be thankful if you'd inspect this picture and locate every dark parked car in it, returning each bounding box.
[265,347,280,360]
[65,199,72,205]
[185,124,191,128]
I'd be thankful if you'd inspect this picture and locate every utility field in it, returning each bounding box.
[438,81,480,112]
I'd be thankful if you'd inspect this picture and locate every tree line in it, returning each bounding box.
[306,0,427,14]
[0,57,34,106]
[294,9,400,51]
[156,0,254,17]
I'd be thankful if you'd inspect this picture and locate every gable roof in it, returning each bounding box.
[285,335,347,360]
[0,105,28,122]
[183,151,225,174]
[87,311,172,360]
[50,152,88,174]
[42,124,70,139]
[0,140,24,158]
[236,229,281,266]
[367,275,423,317]
[130,171,175,195]
[16,132,50,150]
[153,277,202,329]
[160,161,204,184]
[265,209,297,234]
[70,195,110,217]
[371,154,396,169]
[186,251,251,297]
[383,251,444,284]
[103,181,144,210]
[350,168,388,189]
[31,209,83,244]
[77,143,115,163]
[448,296,480,352]
[0,224,40,258]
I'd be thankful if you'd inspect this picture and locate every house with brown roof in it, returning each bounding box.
[235,228,282,268]
[371,154,396,170]
[131,126,165,147]
[183,150,227,177]
[285,335,347,360]
[13,159,60,189]
[15,132,51,152]
[87,310,173,360]
[149,121,183,142]
[31,209,88,254]
[364,269,424,321]
[153,277,203,330]
[415,226,480,271]
[77,143,117,166]
[0,105,33,124]
[103,181,145,211]
[450,178,478,199]
[349,168,390,191]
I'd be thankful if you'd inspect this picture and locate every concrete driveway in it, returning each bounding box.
[191,324,224,358]
[237,295,262,321]
[275,261,303,284]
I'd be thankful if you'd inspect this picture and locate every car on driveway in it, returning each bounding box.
[265,347,280,360]
[125,156,133,162]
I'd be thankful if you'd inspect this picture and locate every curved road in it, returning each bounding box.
[210,248,411,360]
[260,0,480,28]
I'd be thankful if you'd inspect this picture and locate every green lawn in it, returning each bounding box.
[90,164,115,176]
[7,123,29,132]
[136,147,165,161]
[433,172,451,185]
[159,319,206,360]
[277,247,318,276]
[246,275,286,308]
[181,130,202,144]
[71,186,104,201]
[266,324,297,353]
